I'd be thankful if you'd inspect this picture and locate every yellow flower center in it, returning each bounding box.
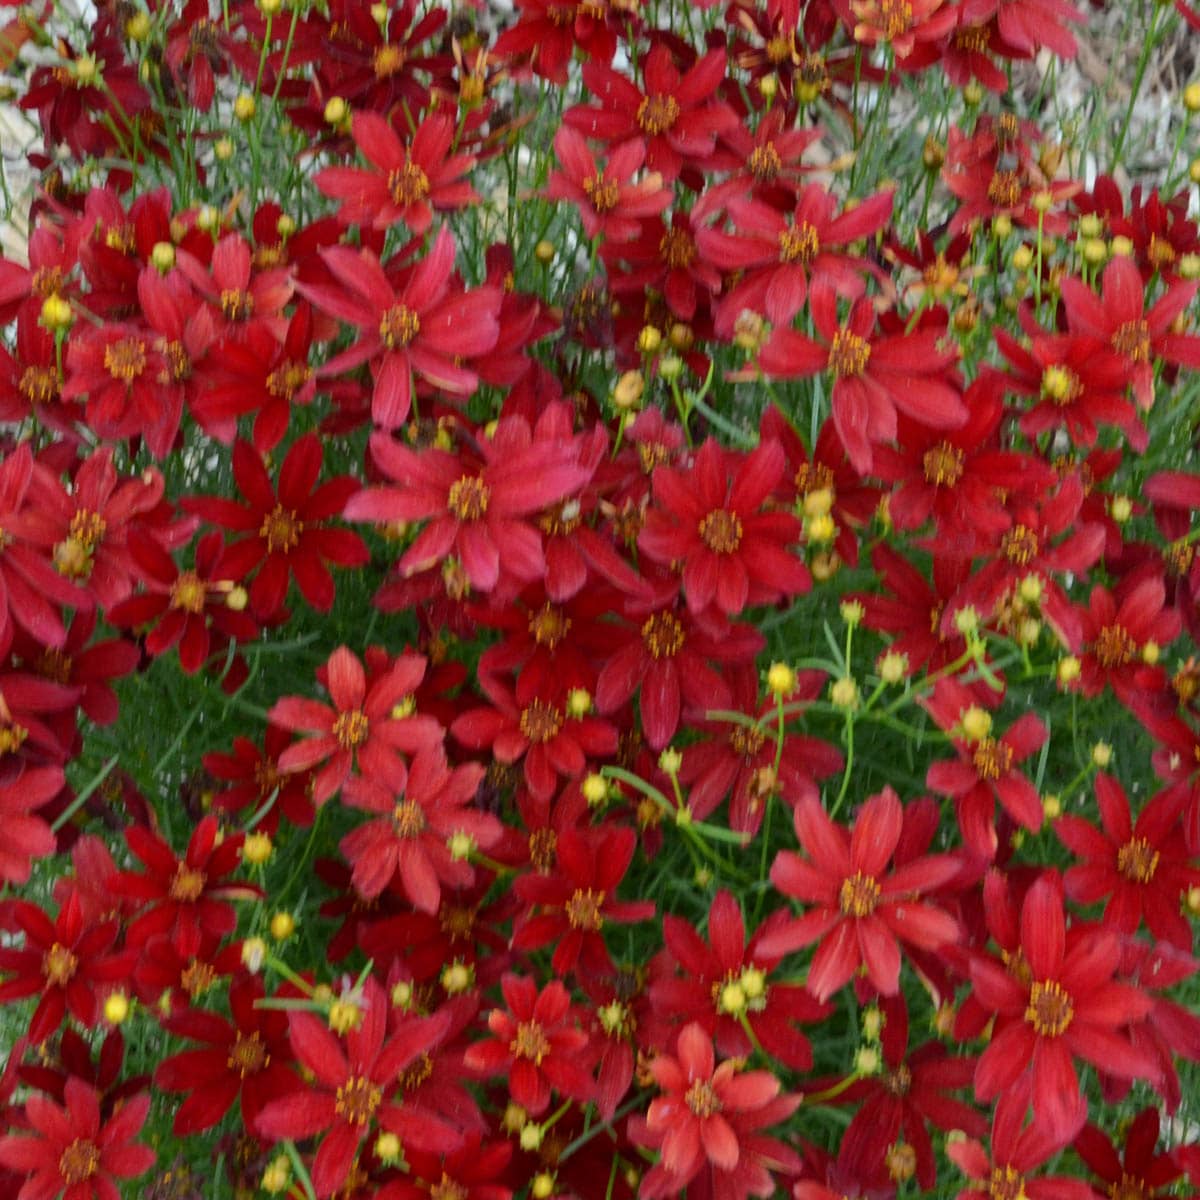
[565,888,605,930]
[260,505,302,554]
[1025,979,1074,1037]
[582,174,620,213]
[778,222,819,264]
[827,330,871,378]
[447,476,490,521]
[227,1031,268,1077]
[684,1078,722,1117]
[379,303,420,348]
[519,700,564,744]
[334,1075,382,1125]
[923,442,964,487]
[59,1138,100,1185]
[510,1020,551,1064]
[839,871,881,917]
[43,942,78,987]
[333,709,369,750]
[1117,837,1159,883]
[170,865,207,903]
[103,337,147,383]
[641,611,685,659]
[388,160,431,207]
[972,737,1014,780]
[1094,624,1137,668]
[636,94,680,135]
[698,509,743,554]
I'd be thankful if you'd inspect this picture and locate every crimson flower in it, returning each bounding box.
[946,1078,1095,1200]
[1055,774,1198,952]
[0,765,64,886]
[1074,1108,1182,1200]
[651,889,830,1071]
[268,645,442,807]
[105,530,258,674]
[257,977,458,1198]
[117,814,260,955]
[339,745,496,912]
[299,229,499,429]
[0,894,130,1044]
[175,231,294,342]
[1076,572,1180,708]
[959,0,1085,58]
[512,825,655,975]
[634,1021,801,1199]
[462,975,592,1115]
[637,437,810,617]
[183,435,368,618]
[565,46,735,182]
[546,127,673,243]
[491,0,618,86]
[697,184,893,335]
[346,419,591,594]
[0,1077,155,1200]
[924,679,1049,860]
[971,875,1157,1141]
[317,111,478,232]
[754,282,965,473]
[203,724,315,832]
[761,787,962,1000]
[155,975,297,1135]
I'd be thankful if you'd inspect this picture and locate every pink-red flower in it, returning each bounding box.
[762,787,962,1000]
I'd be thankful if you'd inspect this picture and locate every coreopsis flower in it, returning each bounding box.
[268,646,442,807]
[0,666,82,767]
[546,127,673,243]
[924,679,1049,860]
[1076,573,1180,708]
[463,975,592,1115]
[847,0,958,55]
[491,0,618,85]
[0,894,130,1043]
[164,0,230,110]
[753,282,965,474]
[0,443,90,656]
[565,46,735,182]
[837,993,986,1189]
[297,228,501,429]
[28,446,167,609]
[0,765,64,886]
[346,419,591,594]
[1055,774,1197,952]
[155,975,297,1135]
[637,437,811,617]
[451,669,618,801]
[710,107,821,201]
[678,664,842,837]
[634,1021,801,1199]
[971,874,1157,1141]
[256,977,458,1198]
[512,825,655,975]
[594,593,763,750]
[960,0,1084,58]
[203,725,315,832]
[190,304,319,452]
[316,111,478,233]
[946,1078,1094,1200]
[175,231,294,343]
[761,787,962,1000]
[994,328,1146,451]
[1074,1107,1183,1200]
[183,435,368,618]
[698,184,893,335]
[0,305,78,430]
[381,1135,513,1200]
[338,745,496,913]
[1058,256,1200,410]
[117,814,260,955]
[0,1077,155,1200]
[651,889,830,1071]
[105,529,258,674]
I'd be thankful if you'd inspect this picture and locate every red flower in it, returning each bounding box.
[1076,572,1180,708]
[155,975,297,1135]
[512,825,655,975]
[297,228,500,429]
[754,282,965,474]
[1058,256,1200,409]
[1055,774,1198,952]
[651,889,829,1071]
[564,46,735,182]
[1074,1107,1182,1200]
[0,1077,155,1200]
[594,593,763,750]
[924,678,1049,860]
[959,0,1084,58]
[634,1021,801,1199]
[257,977,458,1198]
[637,437,811,617]
[339,744,496,912]
[462,974,592,1115]
[117,814,260,955]
[546,127,673,243]
[697,184,893,335]
[105,529,259,674]
[268,646,441,807]
[761,787,962,1000]
[175,231,294,342]
[184,435,368,618]
[971,875,1157,1141]
[0,765,64,886]
[491,0,618,86]
[317,111,478,233]
[346,418,591,594]
[0,894,130,1044]
[947,1078,1094,1200]
[203,724,315,832]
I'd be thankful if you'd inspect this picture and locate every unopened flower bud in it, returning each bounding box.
[534,239,555,265]
[243,832,272,864]
[125,11,152,40]
[241,937,267,973]
[40,294,74,331]
[234,93,256,121]
[854,1044,881,1075]
[637,325,662,355]
[374,1131,402,1162]
[1057,655,1081,686]
[324,96,349,126]
[151,241,176,272]
[877,650,908,684]
[531,1173,556,1200]
[104,992,130,1024]
[766,662,796,696]
[658,747,682,776]
[1042,793,1062,820]
[566,687,592,717]
[830,676,859,710]
[1184,82,1200,113]
[328,996,363,1034]
[612,370,644,411]
[960,705,992,743]
[270,911,295,940]
[1110,235,1134,258]
[840,599,864,628]
[520,1123,544,1151]
[582,773,608,806]
[262,1156,291,1193]
[1091,742,1113,768]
